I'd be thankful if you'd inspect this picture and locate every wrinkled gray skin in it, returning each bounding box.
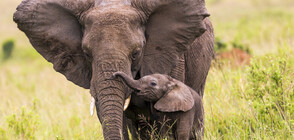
[14,0,214,139]
[114,72,204,140]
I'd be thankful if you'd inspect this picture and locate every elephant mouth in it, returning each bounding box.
[89,70,143,115]
[136,92,146,96]
[90,95,132,116]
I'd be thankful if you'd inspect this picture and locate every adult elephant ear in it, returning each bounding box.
[135,0,210,76]
[13,0,94,89]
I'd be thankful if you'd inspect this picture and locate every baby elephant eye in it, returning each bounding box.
[150,81,157,86]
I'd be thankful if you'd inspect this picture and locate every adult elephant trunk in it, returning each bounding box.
[113,71,142,91]
[90,54,131,140]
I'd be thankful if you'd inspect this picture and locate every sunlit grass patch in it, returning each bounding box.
[6,107,39,139]
[0,48,103,139]
[204,47,294,139]
[209,0,294,55]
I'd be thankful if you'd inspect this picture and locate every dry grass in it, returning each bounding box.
[0,0,293,139]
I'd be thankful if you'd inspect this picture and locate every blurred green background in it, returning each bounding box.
[0,0,293,139]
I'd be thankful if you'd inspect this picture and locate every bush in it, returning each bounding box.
[244,49,294,138]
[214,37,228,53]
[0,127,7,140]
[2,39,15,60]
[232,41,252,55]
[6,107,40,139]
[214,37,252,55]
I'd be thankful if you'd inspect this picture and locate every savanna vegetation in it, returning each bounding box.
[0,0,293,139]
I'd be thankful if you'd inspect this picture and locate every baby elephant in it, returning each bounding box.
[114,72,204,140]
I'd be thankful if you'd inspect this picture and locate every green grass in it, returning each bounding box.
[0,0,294,139]
[205,48,294,139]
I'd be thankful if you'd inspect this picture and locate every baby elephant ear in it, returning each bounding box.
[154,82,194,112]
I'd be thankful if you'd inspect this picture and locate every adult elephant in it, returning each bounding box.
[14,0,214,139]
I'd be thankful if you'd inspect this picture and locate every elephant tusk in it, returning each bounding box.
[91,95,130,116]
[90,97,95,116]
[124,95,131,111]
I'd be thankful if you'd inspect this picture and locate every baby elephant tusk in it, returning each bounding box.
[90,97,95,116]
[124,95,131,111]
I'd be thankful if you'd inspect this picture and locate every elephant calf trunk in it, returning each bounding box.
[113,71,142,91]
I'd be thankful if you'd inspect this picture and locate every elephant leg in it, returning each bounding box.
[176,111,195,140]
[124,106,139,140]
[194,127,204,140]
[123,115,130,140]
[176,130,190,140]
[125,102,151,140]
[196,78,207,98]
[170,54,185,82]
[185,18,214,97]
[193,107,205,140]
[175,123,193,140]
[126,117,139,140]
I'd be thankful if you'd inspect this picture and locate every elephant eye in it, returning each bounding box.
[150,81,157,87]
[84,52,90,58]
[131,48,141,60]
[83,49,92,61]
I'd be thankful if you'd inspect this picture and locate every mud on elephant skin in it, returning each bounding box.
[114,71,205,140]
[14,0,214,139]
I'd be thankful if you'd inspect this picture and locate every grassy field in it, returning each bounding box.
[0,0,293,139]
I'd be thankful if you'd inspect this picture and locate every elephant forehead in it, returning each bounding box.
[84,5,140,25]
[98,0,131,6]
[142,74,166,82]
[141,76,155,82]
[81,5,145,50]
[151,74,168,80]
